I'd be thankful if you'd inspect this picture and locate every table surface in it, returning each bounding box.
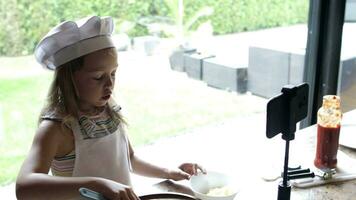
[133,110,356,200]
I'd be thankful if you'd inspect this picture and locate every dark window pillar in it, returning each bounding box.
[301,0,346,128]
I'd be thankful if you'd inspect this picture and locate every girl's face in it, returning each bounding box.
[73,48,118,112]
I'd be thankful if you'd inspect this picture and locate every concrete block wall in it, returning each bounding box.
[169,48,197,72]
[248,46,292,98]
[184,53,215,80]
[202,57,247,93]
[248,46,356,113]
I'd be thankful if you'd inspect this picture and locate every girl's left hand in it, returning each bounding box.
[167,163,206,181]
[179,163,206,176]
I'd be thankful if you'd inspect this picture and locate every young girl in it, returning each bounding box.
[16,16,205,200]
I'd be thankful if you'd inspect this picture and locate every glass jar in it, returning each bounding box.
[314,95,342,171]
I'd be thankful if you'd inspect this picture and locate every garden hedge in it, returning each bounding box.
[0,0,308,56]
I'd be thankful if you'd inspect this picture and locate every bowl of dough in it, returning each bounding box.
[189,171,238,200]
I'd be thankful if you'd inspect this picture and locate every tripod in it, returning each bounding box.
[266,83,309,200]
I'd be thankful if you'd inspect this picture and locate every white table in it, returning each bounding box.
[134,110,356,199]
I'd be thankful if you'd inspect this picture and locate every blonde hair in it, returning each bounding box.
[39,47,126,126]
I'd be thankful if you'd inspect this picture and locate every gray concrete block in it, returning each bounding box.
[248,44,356,113]
[202,57,247,93]
[248,46,290,98]
[289,51,305,85]
[169,48,197,72]
[132,36,159,55]
[184,53,215,80]
[338,57,356,112]
[345,0,356,22]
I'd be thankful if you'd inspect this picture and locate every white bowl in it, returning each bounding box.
[189,171,238,200]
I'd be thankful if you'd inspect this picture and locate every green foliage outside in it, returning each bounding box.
[0,0,308,56]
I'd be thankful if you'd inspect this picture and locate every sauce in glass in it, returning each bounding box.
[314,124,340,169]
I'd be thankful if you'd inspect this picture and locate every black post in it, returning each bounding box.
[301,0,346,128]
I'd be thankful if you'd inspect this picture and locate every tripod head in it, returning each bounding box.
[266,83,309,140]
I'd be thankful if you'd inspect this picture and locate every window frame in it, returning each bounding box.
[301,0,346,128]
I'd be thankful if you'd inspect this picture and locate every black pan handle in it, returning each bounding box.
[79,187,198,200]
[140,192,197,200]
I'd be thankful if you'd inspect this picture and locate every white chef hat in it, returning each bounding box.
[34,16,115,70]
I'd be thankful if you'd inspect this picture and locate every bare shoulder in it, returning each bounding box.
[36,120,69,144]
[38,119,65,134]
[36,120,74,157]
[19,120,73,173]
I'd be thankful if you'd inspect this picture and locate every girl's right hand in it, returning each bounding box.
[97,178,140,200]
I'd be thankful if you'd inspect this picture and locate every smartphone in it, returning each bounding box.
[266,83,309,139]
